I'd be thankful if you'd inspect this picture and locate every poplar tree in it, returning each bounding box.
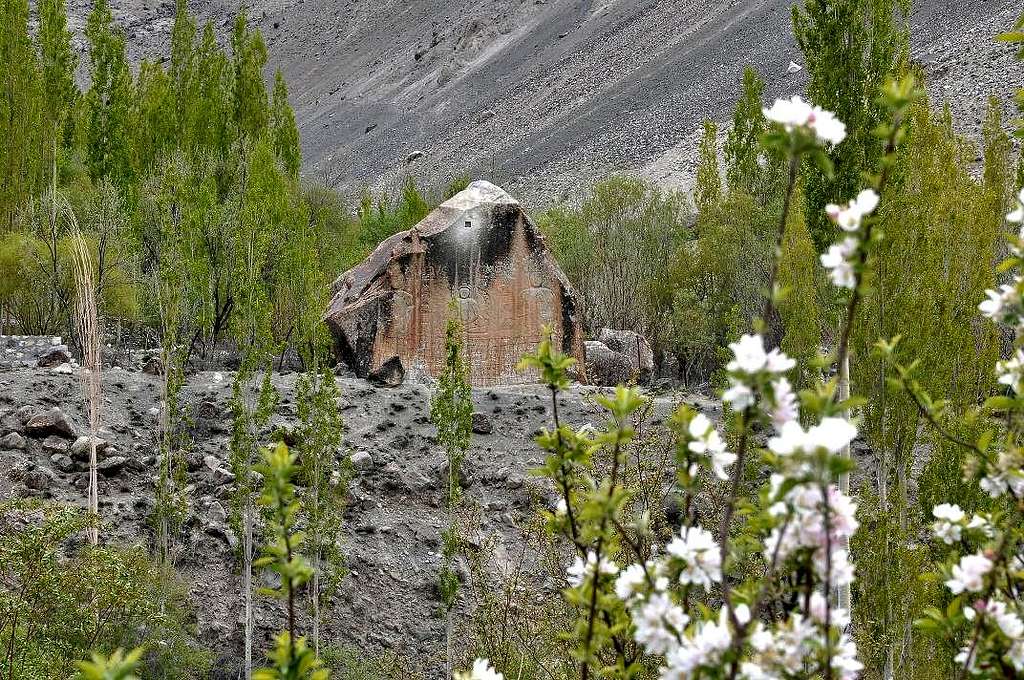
[777,186,821,390]
[792,0,908,250]
[37,0,77,151]
[725,67,767,197]
[270,71,301,179]
[231,11,269,144]
[0,0,42,229]
[85,0,135,190]
[694,120,721,224]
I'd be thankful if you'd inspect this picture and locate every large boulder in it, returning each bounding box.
[584,341,634,387]
[598,328,654,384]
[324,181,587,386]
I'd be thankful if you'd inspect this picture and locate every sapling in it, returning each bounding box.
[252,442,328,680]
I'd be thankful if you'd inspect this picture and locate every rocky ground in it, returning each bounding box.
[0,362,700,677]
[61,0,1023,206]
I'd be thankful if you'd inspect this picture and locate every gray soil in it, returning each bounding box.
[63,0,1023,205]
[0,364,692,677]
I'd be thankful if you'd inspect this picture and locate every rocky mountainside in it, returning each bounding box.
[65,0,1021,205]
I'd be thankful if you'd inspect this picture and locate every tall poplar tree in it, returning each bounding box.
[792,0,908,250]
[270,70,301,179]
[37,0,77,152]
[0,0,42,229]
[85,0,136,190]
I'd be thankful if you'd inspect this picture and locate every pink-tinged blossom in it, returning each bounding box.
[769,377,799,430]
[763,96,847,145]
[945,553,993,594]
[825,189,880,232]
[666,526,722,588]
[821,236,858,289]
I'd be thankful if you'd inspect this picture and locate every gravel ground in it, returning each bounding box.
[0,365,689,677]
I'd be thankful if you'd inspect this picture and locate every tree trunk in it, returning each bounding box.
[244,501,253,680]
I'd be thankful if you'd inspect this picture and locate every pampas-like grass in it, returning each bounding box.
[67,202,102,546]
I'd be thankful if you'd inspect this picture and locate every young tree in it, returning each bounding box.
[694,120,722,222]
[37,0,78,152]
[431,304,473,678]
[0,0,43,229]
[231,11,269,144]
[777,186,821,390]
[724,67,767,198]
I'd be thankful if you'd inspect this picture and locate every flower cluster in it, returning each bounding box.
[762,95,847,145]
[566,551,619,587]
[978,448,1024,499]
[979,277,1024,327]
[820,189,879,289]
[722,334,795,411]
[687,414,736,480]
[996,348,1024,394]
[455,658,505,680]
[764,475,859,587]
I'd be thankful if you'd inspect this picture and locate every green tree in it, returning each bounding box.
[725,67,767,196]
[694,120,721,220]
[777,186,821,390]
[271,70,301,178]
[431,304,473,678]
[37,0,78,150]
[0,0,43,229]
[231,11,269,143]
[792,0,908,250]
[84,0,135,190]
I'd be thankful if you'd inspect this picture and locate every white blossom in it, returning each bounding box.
[666,526,722,588]
[945,553,993,595]
[615,563,648,602]
[458,659,504,680]
[978,278,1022,324]
[821,236,858,289]
[769,377,799,430]
[723,380,755,410]
[1008,187,1024,224]
[567,551,618,587]
[996,348,1024,394]
[688,414,736,480]
[763,96,847,145]
[932,503,965,545]
[768,417,857,458]
[825,189,880,232]
[634,593,689,655]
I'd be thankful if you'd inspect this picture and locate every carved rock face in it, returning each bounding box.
[324,181,587,386]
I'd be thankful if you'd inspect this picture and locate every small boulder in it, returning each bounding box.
[584,341,634,387]
[368,357,405,388]
[0,432,26,450]
[211,467,236,485]
[23,467,56,491]
[37,347,72,368]
[598,328,654,384]
[50,453,74,472]
[349,450,373,471]
[50,363,74,375]
[41,436,69,454]
[142,355,164,376]
[471,411,493,435]
[71,435,109,461]
[97,456,129,474]
[25,407,76,438]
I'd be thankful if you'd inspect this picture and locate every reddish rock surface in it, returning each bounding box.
[324,181,586,386]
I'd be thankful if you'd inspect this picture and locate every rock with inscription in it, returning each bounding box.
[324,181,587,386]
